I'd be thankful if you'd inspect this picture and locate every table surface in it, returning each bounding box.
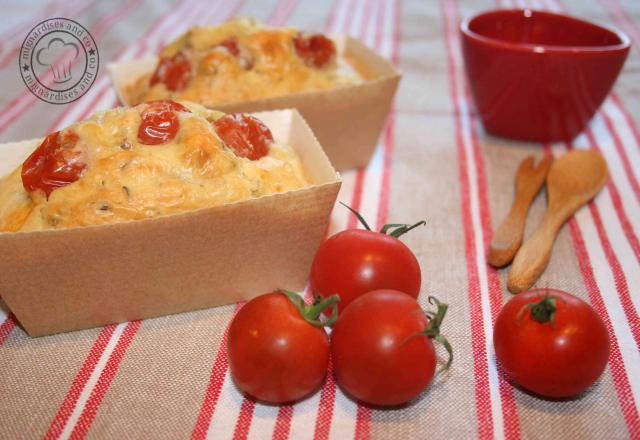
[1,0,640,439]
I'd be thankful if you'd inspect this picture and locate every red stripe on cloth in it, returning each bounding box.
[599,112,640,205]
[602,177,640,264]
[465,2,521,438]
[374,114,394,231]
[373,0,399,228]
[611,94,640,152]
[441,0,495,438]
[191,304,244,440]
[0,314,17,346]
[374,0,402,232]
[324,0,342,34]
[354,406,371,440]
[312,359,337,440]
[359,0,375,41]
[227,0,247,19]
[0,0,144,135]
[468,105,521,440]
[347,0,379,232]
[0,0,60,40]
[266,0,288,26]
[273,405,294,440]
[0,0,99,69]
[354,0,400,436]
[587,202,640,350]
[68,321,142,440]
[584,128,640,265]
[441,0,496,438]
[542,144,640,437]
[597,0,640,55]
[567,219,640,436]
[457,0,523,436]
[267,0,300,27]
[346,170,366,229]
[233,398,256,440]
[43,325,117,440]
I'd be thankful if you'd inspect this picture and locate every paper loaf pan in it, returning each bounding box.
[108,36,401,171]
[0,109,341,337]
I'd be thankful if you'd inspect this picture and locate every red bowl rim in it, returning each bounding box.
[460,8,631,54]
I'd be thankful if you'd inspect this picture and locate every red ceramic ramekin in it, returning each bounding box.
[460,9,630,143]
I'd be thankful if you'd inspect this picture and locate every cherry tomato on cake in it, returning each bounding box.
[218,37,240,56]
[331,290,452,406]
[213,113,274,160]
[21,130,87,197]
[138,99,191,145]
[227,290,339,404]
[150,51,192,92]
[293,33,336,68]
[493,288,610,398]
[310,204,424,313]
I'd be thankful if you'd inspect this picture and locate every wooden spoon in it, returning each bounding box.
[507,150,608,294]
[489,156,553,268]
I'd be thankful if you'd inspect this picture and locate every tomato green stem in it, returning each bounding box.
[518,293,558,324]
[279,289,340,328]
[382,221,427,238]
[340,202,426,238]
[339,202,372,230]
[407,296,453,374]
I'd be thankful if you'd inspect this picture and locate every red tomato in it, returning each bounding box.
[310,209,424,313]
[138,99,191,145]
[293,33,336,68]
[331,290,452,406]
[228,291,339,404]
[493,289,610,398]
[213,114,273,160]
[150,51,192,91]
[21,130,87,197]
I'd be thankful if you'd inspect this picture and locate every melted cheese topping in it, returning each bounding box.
[0,102,309,232]
[125,18,361,106]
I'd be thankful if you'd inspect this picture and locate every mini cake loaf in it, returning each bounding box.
[125,18,361,106]
[0,100,308,232]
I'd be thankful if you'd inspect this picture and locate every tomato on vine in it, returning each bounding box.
[331,290,453,406]
[310,203,425,313]
[493,288,610,398]
[227,290,339,404]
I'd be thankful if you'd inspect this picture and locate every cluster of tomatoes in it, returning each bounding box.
[21,100,273,197]
[138,100,274,159]
[227,205,453,406]
[228,205,613,406]
[150,33,336,94]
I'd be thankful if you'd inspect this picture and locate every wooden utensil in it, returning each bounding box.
[507,150,608,294]
[489,156,553,268]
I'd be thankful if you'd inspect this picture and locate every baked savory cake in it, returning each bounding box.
[125,18,361,106]
[0,100,309,232]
